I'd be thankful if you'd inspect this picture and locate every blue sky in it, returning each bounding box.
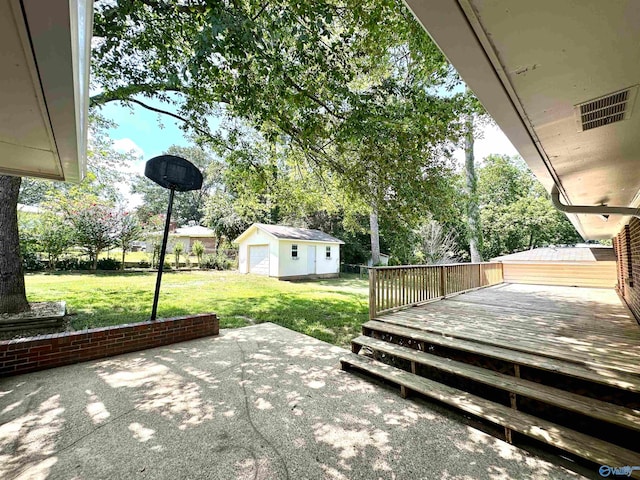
[99,98,191,162]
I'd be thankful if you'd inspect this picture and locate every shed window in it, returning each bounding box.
[325,246,331,259]
[291,244,298,258]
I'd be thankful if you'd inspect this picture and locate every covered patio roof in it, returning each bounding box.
[0,0,92,182]
[406,0,640,240]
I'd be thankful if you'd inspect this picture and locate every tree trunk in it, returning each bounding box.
[465,114,483,263]
[0,176,30,313]
[370,206,380,265]
[121,247,126,270]
[92,251,99,271]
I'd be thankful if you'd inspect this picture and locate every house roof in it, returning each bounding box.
[172,225,215,237]
[235,223,344,244]
[492,246,615,263]
[0,0,92,182]
[405,0,640,240]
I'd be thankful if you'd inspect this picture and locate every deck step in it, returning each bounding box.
[363,320,640,394]
[353,335,640,432]
[340,353,640,475]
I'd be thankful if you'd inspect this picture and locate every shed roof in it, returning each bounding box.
[492,246,615,263]
[235,223,344,244]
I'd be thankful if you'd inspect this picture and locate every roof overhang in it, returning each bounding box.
[0,0,93,182]
[405,0,640,239]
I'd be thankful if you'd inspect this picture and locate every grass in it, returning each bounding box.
[25,271,369,347]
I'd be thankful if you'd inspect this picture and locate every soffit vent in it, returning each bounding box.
[575,86,637,132]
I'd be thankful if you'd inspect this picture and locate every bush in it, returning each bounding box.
[138,260,151,268]
[22,252,46,272]
[200,253,233,270]
[55,257,92,271]
[96,258,121,270]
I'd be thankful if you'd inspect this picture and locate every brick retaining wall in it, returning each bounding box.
[0,313,218,377]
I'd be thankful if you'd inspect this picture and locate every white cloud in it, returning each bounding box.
[113,138,145,160]
[111,138,146,209]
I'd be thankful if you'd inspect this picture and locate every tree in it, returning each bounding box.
[173,242,184,269]
[0,176,29,313]
[191,240,205,267]
[413,220,460,265]
[91,0,465,260]
[36,213,74,270]
[115,209,142,269]
[68,202,118,270]
[477,155,582,258]
[133,145,223,224]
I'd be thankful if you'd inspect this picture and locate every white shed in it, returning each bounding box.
[235,224,344,279]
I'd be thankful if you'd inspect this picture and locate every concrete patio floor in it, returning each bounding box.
[1,323,587,479]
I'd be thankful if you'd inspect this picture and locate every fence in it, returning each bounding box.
[368,262,503,318]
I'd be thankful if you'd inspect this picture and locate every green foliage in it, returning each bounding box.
[62,200,119,271]
[200,253,233,271]
[191,240,205,265]
[173,242,184,268]
[133,145,223,224]
[96,258,121,270]
[35,213,74,270]
[92,0,468,263]
[477,155,582,258]
[115,211,143,257]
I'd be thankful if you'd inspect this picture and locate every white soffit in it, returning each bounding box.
[0,0,92,182]
[405,0,640,239]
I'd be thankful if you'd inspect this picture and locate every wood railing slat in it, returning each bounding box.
[369,262,504,317]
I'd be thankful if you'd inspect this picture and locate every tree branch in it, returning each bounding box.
[116,97,216,141]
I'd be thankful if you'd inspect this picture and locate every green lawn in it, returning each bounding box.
[25,271,369,347]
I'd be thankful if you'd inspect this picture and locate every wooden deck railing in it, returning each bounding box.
[368,262,504,319]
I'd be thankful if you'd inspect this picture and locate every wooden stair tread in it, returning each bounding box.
[353,335,640,432]
[363,320,640,393]
[381,308,640,375]
[341,353,640,474]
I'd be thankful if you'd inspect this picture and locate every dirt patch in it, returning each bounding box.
[0,302,69,341]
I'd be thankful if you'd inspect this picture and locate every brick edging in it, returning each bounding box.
[0,313,219,377]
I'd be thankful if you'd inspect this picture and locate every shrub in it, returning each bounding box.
[22,252,46,272]
[200,252,234,270]
[96,258,121,270]
[138,260,151,268]
[55,257,92,270]
[173,242,184,268]
[191,240,205,266]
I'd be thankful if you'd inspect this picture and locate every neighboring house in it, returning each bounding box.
[491,246,616,288]
[235,223,344,279]
[367,253,390,267]
[170,224,217,253]
[145,223,217,253]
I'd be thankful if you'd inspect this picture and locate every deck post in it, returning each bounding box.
[369,268,377,320]
[439,266,446,297]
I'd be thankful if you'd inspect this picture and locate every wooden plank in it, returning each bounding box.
[363,320,640,393]
[352,335,640,432]
[384,307,640,374]
[369,268,377,319]
[341,353,640,475]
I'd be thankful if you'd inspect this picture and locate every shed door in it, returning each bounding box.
[307,245,316,274]
[249,245,269,275]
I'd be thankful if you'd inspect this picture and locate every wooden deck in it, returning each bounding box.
[384,283,640,377]
[342,283,640,476]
